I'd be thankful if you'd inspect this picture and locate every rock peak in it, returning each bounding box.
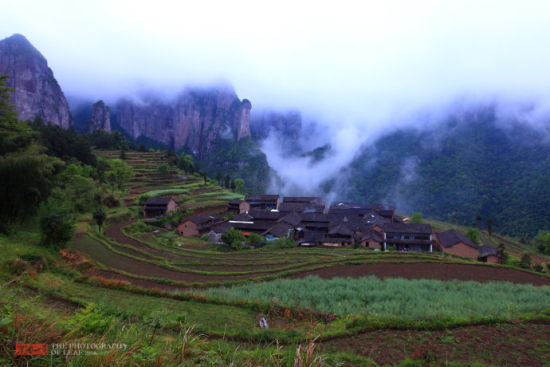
[0,33,72,128]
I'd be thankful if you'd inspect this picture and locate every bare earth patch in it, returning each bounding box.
[324,322,550,366]
[292,262,550,286]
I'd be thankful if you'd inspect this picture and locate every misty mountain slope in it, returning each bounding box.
[339,109,550,237]
[197,136,271,194]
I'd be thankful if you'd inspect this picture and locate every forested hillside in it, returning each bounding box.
[340,107,550,237]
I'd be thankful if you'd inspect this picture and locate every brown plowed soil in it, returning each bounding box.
[292,262,550,286]
[324,322,550,366]
[86,269,189,292]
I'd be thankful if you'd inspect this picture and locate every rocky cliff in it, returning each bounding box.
[0,34,72,128]
[115,87,251,158]
[87,100,111,132]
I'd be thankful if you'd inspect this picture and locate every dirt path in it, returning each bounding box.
[292,262,550,285]
[324,322,550,366]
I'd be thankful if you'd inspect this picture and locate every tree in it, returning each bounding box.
[105,159,134,192]
[215,171,222,185]
[177,153,195,172]
[40,210,75,247]
[158,163,169,175]
[200,171,207,184]
[487,218,493,236]
[230,180,236,190]
[246,233,264,248]
[224,175,230,188]
[234,178,245,194]
[410,212,423,224]
[519,253,532,269]
[497,243,507,263]
[532,230,550,255]
[221,228,245,250]
[93,208,106,233]
[0,75,62,228]
[465,228,480,245]
[138,143,146,152]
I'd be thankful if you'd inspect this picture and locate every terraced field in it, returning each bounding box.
[51,149,550,365]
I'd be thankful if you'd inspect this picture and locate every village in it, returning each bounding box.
[144,194,502,263]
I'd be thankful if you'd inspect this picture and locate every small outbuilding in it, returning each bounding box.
[437,230,479,259]
[143,197,177,219]
[177,215,221,237]
[479,245,501,264]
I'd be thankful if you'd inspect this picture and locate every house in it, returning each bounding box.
[478,245,501,264]
[227,200,242,213]
[143,197,177,218]
[278,202,325,214]
[262,222,293,240]
[357,230,383,249]
[242,195,280,211]
[436,230,479,259]
[324,223,354,247]
[177,215,221,237]
[382,223,433,252]
[283,196,326,206]
[281,197,327,213]
[277,212,302,226]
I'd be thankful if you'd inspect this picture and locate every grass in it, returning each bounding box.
[142,188,189,197]
[194,275,550,318]
[32,272,258,333]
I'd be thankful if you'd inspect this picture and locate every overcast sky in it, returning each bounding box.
[3,0,550,120]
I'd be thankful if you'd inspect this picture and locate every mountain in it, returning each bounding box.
[115,87,251,159]
[86,100,111,133]
[110,87,269,193]
[0,34,72,128]
[336,106,550,237]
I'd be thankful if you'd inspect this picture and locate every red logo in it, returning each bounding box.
[15,344,48,356]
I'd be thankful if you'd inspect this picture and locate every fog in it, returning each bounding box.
[2,0,550,196]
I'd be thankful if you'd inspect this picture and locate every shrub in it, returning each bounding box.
[3,258,28,275]
[465,228,480,245]
[520,253,532,269]
[103,194,119,208]
[246,233,265,248]
[138,194,150,205]
[66,303,114,334]
[410,212,423,224]
[265,238,296,249]
[222,228,245,250]
[40,210,75,247]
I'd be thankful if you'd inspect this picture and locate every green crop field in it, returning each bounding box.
[193,275,550,318]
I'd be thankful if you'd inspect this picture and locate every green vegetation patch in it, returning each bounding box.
[195,276,550,319]
[143,188,189,197]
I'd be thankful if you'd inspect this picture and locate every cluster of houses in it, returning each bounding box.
[143,194,501,263]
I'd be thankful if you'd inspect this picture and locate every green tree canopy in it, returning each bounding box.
[0,75,63,227]
[465,228,480,245]
[234,178,245,194]
[410,212,423,223]
[105,158,134,191]
[533,230,550,255]
[221,228,245,250]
